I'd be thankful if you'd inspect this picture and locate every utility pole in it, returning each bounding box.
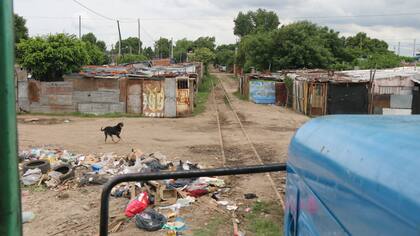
[413,39,416,57]
[170,37,174,59]
[137,18,141,54]
[397,42,400,56]
[78,15,81,38]
[117,20,122,58]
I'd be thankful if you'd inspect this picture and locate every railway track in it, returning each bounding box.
[210,75,286,210]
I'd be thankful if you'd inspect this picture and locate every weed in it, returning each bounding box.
[193,74,215,116]
[233,91,248,101]
[245,201,283,236]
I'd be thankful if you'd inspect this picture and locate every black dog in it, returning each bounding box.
[101,122,124,143]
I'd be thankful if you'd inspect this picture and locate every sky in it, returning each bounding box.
[14,0,420,56]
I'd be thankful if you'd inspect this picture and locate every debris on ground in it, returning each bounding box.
[22,211,35,224]
[18,147,247,233]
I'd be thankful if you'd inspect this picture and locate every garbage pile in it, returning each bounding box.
[19,147,236,234]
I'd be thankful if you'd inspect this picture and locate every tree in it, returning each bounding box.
[190,47,215,74]
[271,22,337,69]
[252,9,280,33]
[117,54,148,64]
[193,36,216,51]
[215,44,236,69]
[114,37,142,54]
[234,12,254,37]
[174,38,193,62]
[14,14,28,44]
[143,47,154,59]
[17,34,89,81]
[233,9,279,37]
[81,32,107,51]
[154,37,171,58]
[84,42,107,65]
[237,32,274,71]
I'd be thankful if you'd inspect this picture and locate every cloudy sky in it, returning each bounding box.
[14,0,420,55]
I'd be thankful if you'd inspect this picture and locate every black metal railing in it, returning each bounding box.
[99,163,286,236]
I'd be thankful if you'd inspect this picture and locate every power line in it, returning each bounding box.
[71,0,116,21]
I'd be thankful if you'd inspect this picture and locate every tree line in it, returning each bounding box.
[14,9,413,81]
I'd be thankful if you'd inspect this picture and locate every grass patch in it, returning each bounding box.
[233,90,248,101]
[245,201,283,236]
[193,216,229,236]
[193,74,215,116]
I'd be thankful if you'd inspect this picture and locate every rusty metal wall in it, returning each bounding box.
[142,80,165,117]
[127,80,142,114]
[275,82,287,106]
[176,84,190,117]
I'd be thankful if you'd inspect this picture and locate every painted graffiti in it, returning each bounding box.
[143,81,165,117]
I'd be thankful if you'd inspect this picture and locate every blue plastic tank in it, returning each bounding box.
[285,115,420,236]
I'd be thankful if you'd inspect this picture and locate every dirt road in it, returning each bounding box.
[19,73,309,235]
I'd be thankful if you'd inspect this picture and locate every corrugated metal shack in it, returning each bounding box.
[239,73,287,105]
[342,67,420,115]
[17,62,201,117]
[290,70,370,116]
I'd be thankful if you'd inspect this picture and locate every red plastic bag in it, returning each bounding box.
[187,189,208,197]
[125,192,149,217]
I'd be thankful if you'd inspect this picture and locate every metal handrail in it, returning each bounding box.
[99,163,286,236]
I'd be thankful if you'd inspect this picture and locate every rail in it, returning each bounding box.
[99,163,286,236]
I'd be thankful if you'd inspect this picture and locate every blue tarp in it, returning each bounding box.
[249,80,275,104]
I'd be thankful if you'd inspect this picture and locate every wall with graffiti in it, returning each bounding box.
[142,80,165,117]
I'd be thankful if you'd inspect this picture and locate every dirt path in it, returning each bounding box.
[19,73,309,236]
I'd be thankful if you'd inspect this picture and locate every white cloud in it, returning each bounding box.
[14,0,420,55]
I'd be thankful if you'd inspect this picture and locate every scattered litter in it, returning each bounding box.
[22,211,35,223]
[244,193,258,199]
[125,192,149,217]
[22,168,42,186]
[135,208,167,231]
[227,205,238,211]
[19,147,238,233]
[162,218,186,231]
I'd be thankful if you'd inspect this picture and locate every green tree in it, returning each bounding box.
[234,11,254,37]
[193,36,216,51]
[114,37,143,54]
[117,53,148,64]
[17,34,89,81]
[174,38,193,62]
[215,44,236,70]
[81,33,108,65]
[252,8,280,33]
[14,14,28,44]
[154,37,171,58]
[190,47,216,74]
[143,47,154,59]
[82,32,107,51]
[271,21,336,69]
[233,9,279,37]
[84,42,107,65]
[237,32,274,71]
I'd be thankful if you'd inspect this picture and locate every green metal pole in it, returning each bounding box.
[0,1,22,235]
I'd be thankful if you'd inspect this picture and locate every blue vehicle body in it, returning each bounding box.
[286,115,420,236]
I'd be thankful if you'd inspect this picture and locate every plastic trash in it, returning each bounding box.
[176,196,195,207]
[22,211,35,223]
[125,192,149,217]
[244,193,258,199]
[22,168,42,186]
[135,208,167,231]
[162,218,186,231]
[196,177,225,187]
